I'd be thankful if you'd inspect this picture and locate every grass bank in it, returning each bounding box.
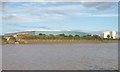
[1,39,119,44]
[1,33,119,44]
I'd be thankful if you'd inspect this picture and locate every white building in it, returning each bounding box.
[100,31,117,39]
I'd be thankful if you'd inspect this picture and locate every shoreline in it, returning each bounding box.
[1,33,119,44]
[1,40,119,44]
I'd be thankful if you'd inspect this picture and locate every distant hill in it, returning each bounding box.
[4,30,89,36]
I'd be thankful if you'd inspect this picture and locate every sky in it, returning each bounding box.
[1,1,118,34]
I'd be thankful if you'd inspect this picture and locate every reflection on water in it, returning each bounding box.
[2,43,118,70]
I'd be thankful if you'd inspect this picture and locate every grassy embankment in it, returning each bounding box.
[0,33,119,44]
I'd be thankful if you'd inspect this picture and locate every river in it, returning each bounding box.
[2,43,118,70]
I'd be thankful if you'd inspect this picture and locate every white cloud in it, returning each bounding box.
[2,2,118,24]
[21,2,118,18]
[69,13,118,17]
[3,12,117,24]
[3,13,65,23]
[80,13,118,17]
[26,4,83,12]
[1,0,119,2]
[91,14,118,17]
[80,0,119,2]
[24,4,84,17]
[82,2,118,10]
[0,2,10,11]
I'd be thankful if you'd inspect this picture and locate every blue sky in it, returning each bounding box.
[1,2,118,34]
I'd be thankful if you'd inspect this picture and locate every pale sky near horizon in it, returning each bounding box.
[1,2,118,34]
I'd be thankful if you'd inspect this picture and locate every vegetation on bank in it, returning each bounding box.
[0,33,119,44]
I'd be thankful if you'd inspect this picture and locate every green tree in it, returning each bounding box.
[111,36,113,39]
[68,35,73,37]
[74,35,80,40]
[39,33,43,35]
[107,35,110,39]
[59,34,65,37]
[74,35,80,37]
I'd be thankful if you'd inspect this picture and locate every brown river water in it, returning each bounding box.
[2,43,118,70]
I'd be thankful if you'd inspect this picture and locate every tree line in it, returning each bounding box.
[18,33,104,40]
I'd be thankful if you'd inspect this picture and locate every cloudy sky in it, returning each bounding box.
[1,1,118,34]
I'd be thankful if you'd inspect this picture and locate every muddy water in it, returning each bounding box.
[2,43,118,70]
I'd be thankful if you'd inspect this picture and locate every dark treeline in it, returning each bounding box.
[14,33,104,40]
